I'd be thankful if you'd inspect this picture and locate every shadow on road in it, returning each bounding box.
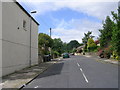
[36,62,64,79]
[2,62,54,82]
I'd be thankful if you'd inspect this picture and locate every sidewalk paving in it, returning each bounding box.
[1,59,60,89]
[81,53,119,65]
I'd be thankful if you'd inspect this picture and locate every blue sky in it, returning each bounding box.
[17,0,118,43]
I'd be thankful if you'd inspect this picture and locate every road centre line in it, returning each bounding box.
[34,86,38,88]
[79,68,89,83]
[77,63,89,83]
[77,63,80,67]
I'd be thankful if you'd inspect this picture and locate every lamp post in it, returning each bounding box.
[29,10,37,67]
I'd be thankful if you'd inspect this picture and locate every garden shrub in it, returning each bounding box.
[104,48,111,59]
[87,38,97,52]
[52,51,59,58]
[113,51,120,60]
[97,49,104,58]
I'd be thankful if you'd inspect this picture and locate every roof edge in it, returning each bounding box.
[14,1,39,25]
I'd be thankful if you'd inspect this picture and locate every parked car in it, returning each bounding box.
[63,53,70,58]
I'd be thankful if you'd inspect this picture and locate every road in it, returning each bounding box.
[23,55,118,88]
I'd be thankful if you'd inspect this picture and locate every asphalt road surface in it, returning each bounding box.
[23,55,118,88]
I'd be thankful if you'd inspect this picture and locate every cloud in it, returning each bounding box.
[17,0,118,43]
[52,18,102,43]
[16,0,119,2]
[17,0,118,20]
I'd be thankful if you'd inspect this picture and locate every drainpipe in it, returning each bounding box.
[29,11,37,67]
[29,17,32,67]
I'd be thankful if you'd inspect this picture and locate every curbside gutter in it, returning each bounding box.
[18,63,52,89]
[1,59,60,89]
[18,60,59,89]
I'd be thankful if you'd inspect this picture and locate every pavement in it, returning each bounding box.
[81,53,119,65]
[1,58,61,89]
[22,55,118,88]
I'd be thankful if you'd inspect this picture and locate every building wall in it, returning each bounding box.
[0,1,2,39]
[31,20,38,65]
[0,1,2,40]
[0,1,2,78]
[2,2,38,76]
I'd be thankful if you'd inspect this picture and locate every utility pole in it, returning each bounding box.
[118,1,120,20]
[49,28,52,58]
[50,28,51,37]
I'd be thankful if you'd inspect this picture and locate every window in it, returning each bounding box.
[23,20,27,30]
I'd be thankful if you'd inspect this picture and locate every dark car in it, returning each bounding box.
[63,53,70,58]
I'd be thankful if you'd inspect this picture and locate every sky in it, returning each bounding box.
[16,0,119,43]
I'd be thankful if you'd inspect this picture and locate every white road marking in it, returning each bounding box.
[77,63,80,67]
[34,86,38,88]
[80,68,83,71]
[77,63,89,83]
[79,68,89,83]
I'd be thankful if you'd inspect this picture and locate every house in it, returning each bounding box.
[95,40,100,46]
[75,45,85,55]
[0,0,39,76]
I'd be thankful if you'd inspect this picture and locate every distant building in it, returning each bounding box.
[0,0,39,76]
[95,40,100,46]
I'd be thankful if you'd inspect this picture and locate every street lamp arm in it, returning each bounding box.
[31,11,37,14]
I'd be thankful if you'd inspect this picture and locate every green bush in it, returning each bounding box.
[52,51,60,58]
[72,48,77,53]
[94,49,98,52]
[112,51,120,60]
[87,38,97,52]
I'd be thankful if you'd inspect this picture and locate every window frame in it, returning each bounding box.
[23,20,27,31]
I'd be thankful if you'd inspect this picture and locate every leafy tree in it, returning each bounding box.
[99,16,114,48]
[72,48,77,53]
[38,33,53,55]
[79,43,84,46]
[87,38,97,52]
[111,6,120,56]
[82,31,93,44]
[67,40,80,52]
[82,31,94,51]
[62,42,68,53]
[51,51,59,58]
[52,38,63,55]
[98,5,120,58]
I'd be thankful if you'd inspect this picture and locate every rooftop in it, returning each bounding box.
[15,1,39,25]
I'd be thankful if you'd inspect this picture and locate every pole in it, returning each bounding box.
[118,1,120,20]
[50,28,51,37]
[29,10,37,67]
[50,28,52,58]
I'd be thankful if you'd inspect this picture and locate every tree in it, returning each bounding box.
[61,42,68,53]
[98,5,120,59]
[67,40,80,52]
[99,16,114,48]
[52,38,63,55]
[82,31,94,52]
[87,38,97,52]
[38,33,53,55]
[111,6,120,56]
